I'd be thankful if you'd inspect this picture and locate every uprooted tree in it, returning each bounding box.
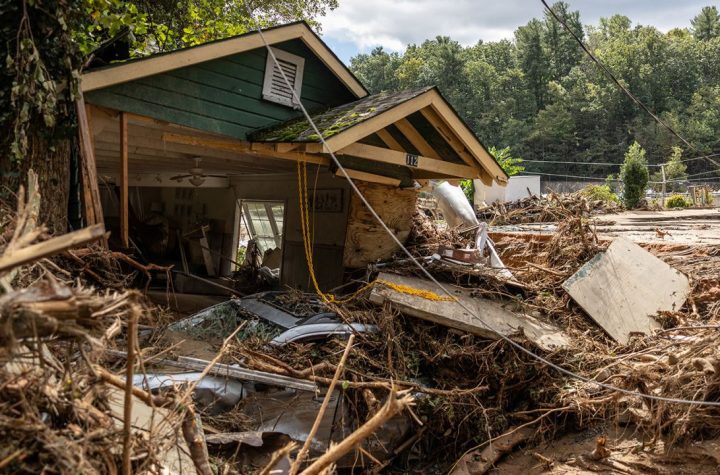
[0,0,338,232]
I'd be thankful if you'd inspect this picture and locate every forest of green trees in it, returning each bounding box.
[348,3,720,182]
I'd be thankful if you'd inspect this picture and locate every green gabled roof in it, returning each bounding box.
[249,86,434,142]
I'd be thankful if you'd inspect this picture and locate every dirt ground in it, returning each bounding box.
[495,426,720,474]
[595,208,720,245]
[491,208,720,246]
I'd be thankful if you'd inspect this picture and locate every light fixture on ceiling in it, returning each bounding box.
[169,157,226,187]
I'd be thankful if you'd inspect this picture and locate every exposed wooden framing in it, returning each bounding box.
[162,133,330,166]
[426,96,506,184]
[274,143,300,153]
[419,106,477,169]
[375,128,405,152]
[119,112,129,248]
[322,93,434,153]
[81,23,367,98]
[394,118,441,159]
[335,168,402,187]
[76,95,104,228]
[336,143,479,178]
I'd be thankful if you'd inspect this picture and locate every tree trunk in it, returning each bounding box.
[1,134,70,234]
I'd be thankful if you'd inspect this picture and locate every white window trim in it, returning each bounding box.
[262,47,305,108]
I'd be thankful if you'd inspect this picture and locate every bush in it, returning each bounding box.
[620,142,649,209]
[581,184,620,204]
[665,194,690,208]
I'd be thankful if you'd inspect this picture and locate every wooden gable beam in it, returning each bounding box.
[162,133,330,166]
[375,128,405,152]
[336,143,479,179]
[393,118,441,159]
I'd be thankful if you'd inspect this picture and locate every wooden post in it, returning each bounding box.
[660,165,666,209]
[76,95,105,229]
[120,112,129,248]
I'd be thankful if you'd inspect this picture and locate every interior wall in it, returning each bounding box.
[103,184,237,276]
[232,170,351,291]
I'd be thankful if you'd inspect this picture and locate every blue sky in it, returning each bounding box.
[319,0,718,64]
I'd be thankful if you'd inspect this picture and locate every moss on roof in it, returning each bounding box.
[249,86,434,142]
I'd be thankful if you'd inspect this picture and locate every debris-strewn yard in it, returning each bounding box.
[3,176,720,474]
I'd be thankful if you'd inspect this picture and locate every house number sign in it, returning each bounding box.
[405,153,419,167]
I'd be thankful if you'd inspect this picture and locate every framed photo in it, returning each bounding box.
[311,188,344,213]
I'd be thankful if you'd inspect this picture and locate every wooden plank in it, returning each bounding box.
[562,237,690,344]
[335,168,401,187]
[0,224,106,273]
[119,112,129,248]
[370,272,569,351]
[163,133,330,166]
[336,142,479,179]
[76,96,102,226]
[394,118,441,159]
[376,128,406,152]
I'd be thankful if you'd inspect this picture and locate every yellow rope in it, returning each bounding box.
[296,160,453,304]
[375,279,455,302]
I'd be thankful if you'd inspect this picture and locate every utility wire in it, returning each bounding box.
[243,10,720,407]
[540,0,720,171]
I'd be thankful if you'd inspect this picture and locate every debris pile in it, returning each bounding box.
[3,176,720,474]
[477,190,622,225]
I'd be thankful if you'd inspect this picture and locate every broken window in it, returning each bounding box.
[241,201,284,253]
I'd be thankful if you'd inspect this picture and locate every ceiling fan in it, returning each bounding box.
[170,157,226,187]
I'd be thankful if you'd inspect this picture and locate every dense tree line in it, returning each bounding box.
[349,3,720,180]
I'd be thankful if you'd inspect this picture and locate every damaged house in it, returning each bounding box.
[78,21,507,293]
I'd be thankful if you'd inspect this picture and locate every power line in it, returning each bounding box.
[520,171,618,181]
[540,0,720,172]
[245,12,720,407]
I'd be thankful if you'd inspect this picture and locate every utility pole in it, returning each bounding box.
[660,165,666,208]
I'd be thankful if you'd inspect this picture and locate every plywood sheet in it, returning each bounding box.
[370,272,569,351]
[562,237,690,344]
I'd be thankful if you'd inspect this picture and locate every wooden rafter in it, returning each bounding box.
[335,143,479,179]
[335,169,401,187]
[393,118,440,159]
[419,106,477,168]
[375,129,405,152]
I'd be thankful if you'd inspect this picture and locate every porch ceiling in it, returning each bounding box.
[90,105,300,177]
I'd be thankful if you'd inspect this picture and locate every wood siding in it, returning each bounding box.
[85,40,356,139]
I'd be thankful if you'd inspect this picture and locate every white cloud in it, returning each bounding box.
[320,0,711,58]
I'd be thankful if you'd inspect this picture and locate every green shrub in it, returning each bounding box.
[665,194,690,208]
[581,184,620,204]
[620,142,649,209]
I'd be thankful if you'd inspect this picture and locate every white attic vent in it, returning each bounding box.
[262,47,305,108]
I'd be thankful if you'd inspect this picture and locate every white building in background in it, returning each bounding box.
[473,175,541,208]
